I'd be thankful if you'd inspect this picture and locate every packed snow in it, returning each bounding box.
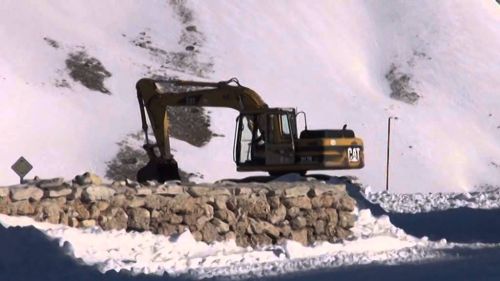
[0,207,450,279]
[364,186,500,213]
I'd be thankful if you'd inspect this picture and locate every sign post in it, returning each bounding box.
[386,116,398,192]
[11,156,33,184]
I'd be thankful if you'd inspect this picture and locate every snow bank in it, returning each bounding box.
[0,205,482,279]
[364,186,500,213]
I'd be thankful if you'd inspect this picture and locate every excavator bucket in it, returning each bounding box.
[136,160,181,183]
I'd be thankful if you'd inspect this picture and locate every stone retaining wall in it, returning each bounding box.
[0,174,357,248]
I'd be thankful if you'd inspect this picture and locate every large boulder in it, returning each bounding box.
[59,212,69,225]
[47,187,72,198]
[144,194,170,210]
[89,204,100,219]
[110,194,127,207]
[82,186,116,202]
[183,203,213,229]
[235,186,253,196]
[188,185,231,197]
[127,207,150,231]
[291,229,308,245]
[100,207,128,230]
[200,222,218,243]
[260,221,280,238]
[81,219,97,228]
[170,196,198,214]
[214,209,237,225]
[291,216,307,230]
[325,222,337,237]
[169,214,183,224]
[283,185,310,198]
[286,206,301,219]
[37,177,64,189]
[309,183,346,197]
[135,187,153,197]
[155,185,185,196]
[269,204,287,224]
[313,220,326,235]
[267,196,280,209]
[96,200,110,211]
[311,195,335,209]
[325,208,339,225]
[336,227,352,240]
[128,197,146,208]
[195,215,212,230]
[340,197,357,212]
[235,234,250,248]
[249,218,264,235]
[158,223,178,236]
[213,195,228,210]
[0,197,9,214]
[11,186,43,201]
[40,200,61,224]
[338,211,356,228]
[74,202,90,220]
[74,172,102,186]
[10,200,35,216]
[250,234,273,247]
[68,187,83,200]
[304,209,319,226]
[283,196,312,210]
[0,187,9,198]
[280,224,292,238]
[238,194,270,220]
[212,218,230,234]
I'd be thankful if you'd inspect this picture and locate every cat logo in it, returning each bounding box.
[347,147,360,162]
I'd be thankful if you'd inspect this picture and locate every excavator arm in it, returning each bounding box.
[135,77,268,182]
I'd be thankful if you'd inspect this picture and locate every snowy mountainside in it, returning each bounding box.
[0,1,499,192]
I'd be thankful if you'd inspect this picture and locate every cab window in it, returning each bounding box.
[281,114,290,135]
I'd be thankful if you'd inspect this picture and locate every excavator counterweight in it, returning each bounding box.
[135,78,364,183]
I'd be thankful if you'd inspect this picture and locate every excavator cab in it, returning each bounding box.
[234,108,301,173]
[234,107,364,176]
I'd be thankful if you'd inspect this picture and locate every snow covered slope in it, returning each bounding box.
[1,1,499,192]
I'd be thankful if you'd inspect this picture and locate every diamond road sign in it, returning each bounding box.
[11,156,33,178]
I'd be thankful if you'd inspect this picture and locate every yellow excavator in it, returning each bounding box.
[135,77,364,182]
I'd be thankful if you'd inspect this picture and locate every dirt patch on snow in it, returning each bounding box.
[385,64,420,105]
[65,50,112,94]
[108,0,220,181]
[130,30,213,78]
[105,132,202,183]
[43,37,60,49]
[167,106,213,147]
[151,75,215,147]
